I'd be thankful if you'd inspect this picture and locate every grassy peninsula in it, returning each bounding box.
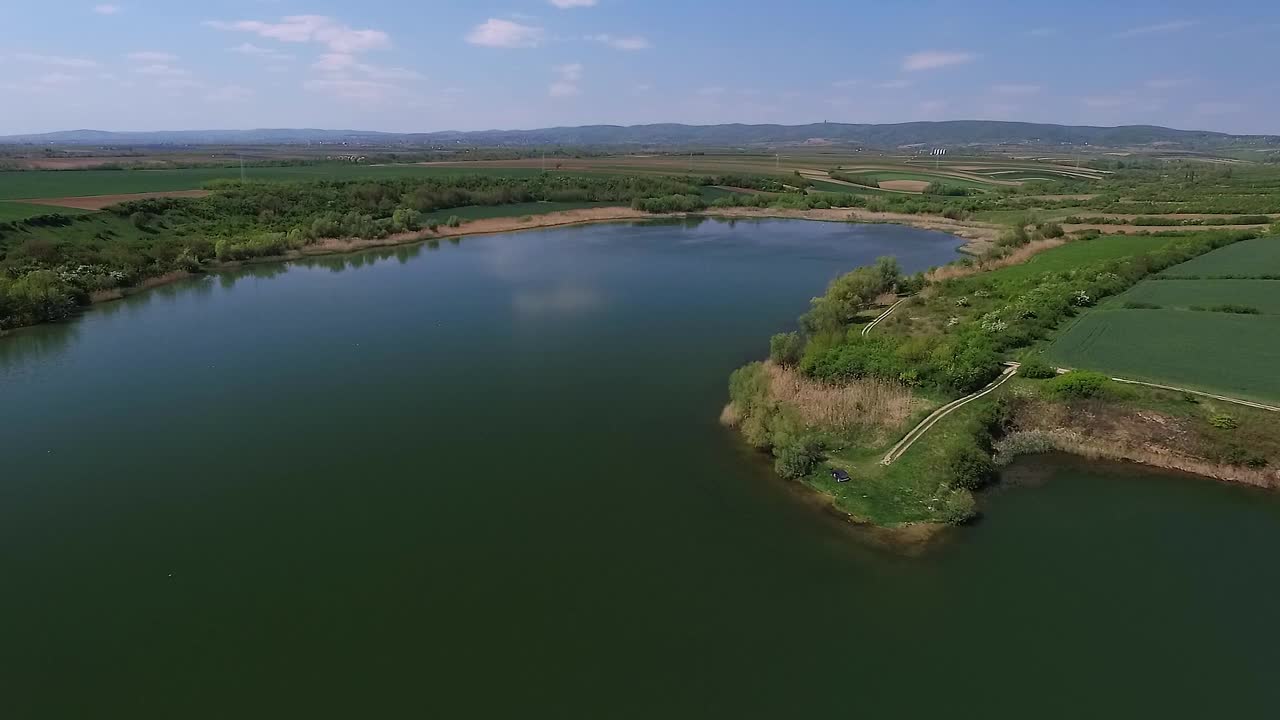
[723,222,1280,530]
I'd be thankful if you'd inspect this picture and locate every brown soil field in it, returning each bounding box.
[21,189,212,210]
[878,180,931,192]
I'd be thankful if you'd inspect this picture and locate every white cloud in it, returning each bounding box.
[874,79,911,89]
[549,0,597,7]
[93,4,120,14]
[696,86,726,96]
[466,18,544,48]
[38,72,80,85]
[1026,27,1055,37]
[126,51,178,63]
[305,76,400,101]
[229,43,294,61]
[1144,78,1187,90]
[831,79,860,89]
[14,53,99,68]
[206,85,253,103]
[205,15,390,53]
[991,83,1041,95]
[134,64,189,77]
[902,50,975,71]
[549,63,583,97]
[587,34,651,50]
[313,53,420,80]
[1112,20,1197,39]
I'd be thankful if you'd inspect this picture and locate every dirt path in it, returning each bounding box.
[1107,378,1280,413]
[862,298,906,337]
[881,365,1020,465]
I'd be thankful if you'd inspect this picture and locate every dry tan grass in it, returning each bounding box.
[22,189,211,210]
[927,237,1066,282]
[764,362,916,432]
[878,180,931,192]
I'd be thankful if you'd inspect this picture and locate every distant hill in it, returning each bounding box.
[2,121,1275,150]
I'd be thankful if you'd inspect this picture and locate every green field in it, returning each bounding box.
[1158,235,1280,276]
[0,165,562,200]
[982,234,1176,282]
[1046,309,1280,403]
[842,170,991,190]
[0,201,91,221]
[1120,279,1280,313]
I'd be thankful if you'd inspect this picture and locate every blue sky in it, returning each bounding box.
[3,1,1278,135]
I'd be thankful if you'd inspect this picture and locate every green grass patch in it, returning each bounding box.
[1157,235,1280,276]
[0,165,588,200]
[0,201,91,221]
[1046,309,1280,403]
[981,233,1178,283]
[1119,279,1280,313]
[816,395,1000,525]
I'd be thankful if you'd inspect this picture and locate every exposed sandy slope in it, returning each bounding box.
[878,180,931,192]
[21,189,211,210]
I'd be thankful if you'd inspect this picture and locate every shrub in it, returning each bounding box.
[1046,370,1113,400]
[1122,301,1162,309]
[769,332,804,366]
[445,215,462,228]
[1037,222,1065,239]
[773,437,825,480]
[948,444,996,490]
[1209,413,1239,430]
[1018,356,1057,379]
[993,431,1057,466]
[1209,304,1260,314]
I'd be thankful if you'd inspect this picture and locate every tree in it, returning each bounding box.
[769,332,804,366]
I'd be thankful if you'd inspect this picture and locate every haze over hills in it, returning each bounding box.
[3,121,1276,150]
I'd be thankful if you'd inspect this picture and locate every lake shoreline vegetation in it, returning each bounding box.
[723,224,1280,538]
[0,170,1017,333]
[4,161,1280,542]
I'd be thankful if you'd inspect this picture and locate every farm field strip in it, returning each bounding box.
[981,234,1177,282]
[1157,236,1280,276]
[1046,309,1280,404]
[0,201,92,221]
[1119,279,1280,313]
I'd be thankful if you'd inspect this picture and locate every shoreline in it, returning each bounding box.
[15,205,998,328]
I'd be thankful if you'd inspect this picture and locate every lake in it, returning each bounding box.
[3,218,1279,718]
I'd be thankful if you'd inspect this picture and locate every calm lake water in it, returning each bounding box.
[3,219,1279,718]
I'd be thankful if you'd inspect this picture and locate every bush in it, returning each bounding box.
[1122,301,1162,309]
[1209,304,1260,314]
[773,437,825,480]
[445,215,462,228]
[1046,370,1113,399]
[1209,413,1239,430]
[769,332,804,366]
[948,444,996,490]
[1018,356,1057,379]
[1037,222,1065,239]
